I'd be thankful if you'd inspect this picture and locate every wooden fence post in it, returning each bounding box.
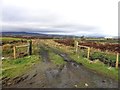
[74,41,78,53]
[87,47,90,59]
[13,46,16,59]
[28,40,32,55]
[27,42,29,55]
[116,53,119,69]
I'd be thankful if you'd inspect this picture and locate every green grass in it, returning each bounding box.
[2,55,40,78]
[49,52,66,66]
[1,37,25,41]
[90,51,119,62]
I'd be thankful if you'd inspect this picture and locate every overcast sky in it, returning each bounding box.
[1,0,119,36]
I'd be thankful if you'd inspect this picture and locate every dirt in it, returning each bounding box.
[2,45,118,88]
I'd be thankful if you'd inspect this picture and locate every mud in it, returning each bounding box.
[2,45,118,88]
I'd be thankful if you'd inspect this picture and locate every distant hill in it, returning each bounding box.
[1,31,78,39]
[1,31,109,39]
[1,31,44,36]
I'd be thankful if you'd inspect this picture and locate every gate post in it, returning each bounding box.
[13,46,16,59]
[87,47,90,59]
[28,40,32,55]
[116,53,119,69]
[74,40,78,53]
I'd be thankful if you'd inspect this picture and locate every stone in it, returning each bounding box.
[74,84,77,88]
[108,67,111,70]
[85,83,88,87]
[7,82,12,86]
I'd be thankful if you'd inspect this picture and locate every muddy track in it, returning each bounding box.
[2,45,118,88]
[44,46,118,88]
[47,46,82,65]
[39,46,50,63]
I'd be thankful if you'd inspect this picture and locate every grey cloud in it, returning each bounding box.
[2,26,66,33]
[2,25,105,36]
[2,7,25,22]
[2,7,58,23]
[52,24,97,31]
[2,6,100,36]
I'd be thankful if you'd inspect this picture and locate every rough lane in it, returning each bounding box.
[3,45,118,88]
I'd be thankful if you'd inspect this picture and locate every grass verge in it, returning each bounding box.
[70,54,118,80]
[49,52,66,66]
[2,55,40,79]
